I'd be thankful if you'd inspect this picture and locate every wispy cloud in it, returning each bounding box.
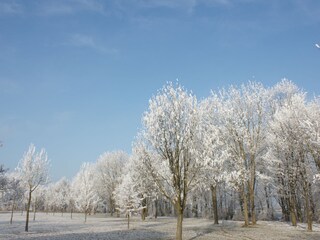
[67,33,118,54]
[53,111,74,125]
[121,0,231,13]
[69,34,96,48]
[294,0,320,23]
[37,0,105,16]
[0,79,21,94]
[0,1,22,15]
[131,0,231,8]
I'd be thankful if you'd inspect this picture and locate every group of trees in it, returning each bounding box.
[131,80,320,239]
[1,79,320,240]
[0,149,128,231]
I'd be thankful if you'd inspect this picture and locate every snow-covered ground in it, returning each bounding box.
[1,212,320,240]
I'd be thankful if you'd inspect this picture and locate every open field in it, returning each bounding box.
[1,212,320,240]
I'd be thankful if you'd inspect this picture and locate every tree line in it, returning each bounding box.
[1,79,320,240]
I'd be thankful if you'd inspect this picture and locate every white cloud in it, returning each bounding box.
[53,111,74,125]
[67,33,118,54]
[132,0,230,8]
[37,0,105,16]
[69,34,96,48]
[0,79,21,94]
[0,1,22,15]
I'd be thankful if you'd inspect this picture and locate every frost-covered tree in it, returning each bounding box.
[266,81,317,231]
[72,162,99,222]
[43,183,56,214]
[138,82,203,240]
[131,146,161,220]
[53,177,70,216]
[4,173,24,224]
[94,151,127,215]
[68,189,76,219]
[198,95,228,224]
[213,82,270,226]
[16,144,50,232]
[0,164,8,196]
[114,163,143,229]
[32,186,45,221]
[303,98,320,172]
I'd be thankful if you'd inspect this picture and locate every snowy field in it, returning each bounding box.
[1,212,320,240]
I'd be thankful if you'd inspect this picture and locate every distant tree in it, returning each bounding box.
[4,173,24,224]
[114,169,143,229]
[68,189,76,219]
[16,144,50,232]
[72,162,99,222]
[94,151,127,215]
[43,184,55,214]
[53,177,70,216]
[32,186,45,221]
[0,164,8,193]
[130,147,161,220]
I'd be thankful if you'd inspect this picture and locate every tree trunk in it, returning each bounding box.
[127,212,131,229]
[241,183,249,227]
[109,196,115,216]
[249,157,256,225]
[10,199,15,224]
[25,189,32,232]
[84,210,87,223]
[306,197,313,231]
[249,186,256,224]
[33,201,36,221]
[265,186,270,210]
[305,182,312,231]
[192,195,198,218]
[154,199,158,219]
[289,196,297,226]
[176,209,183,240]
[211,185,219,224]
[141,197,147,221]
[71,207,73,219]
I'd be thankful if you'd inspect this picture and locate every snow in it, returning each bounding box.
[1,212,320,240]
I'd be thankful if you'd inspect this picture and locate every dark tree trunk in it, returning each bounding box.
[10,199,15,224]
[211,185,219,224]
[154,199,158,219]
[289,196,297,226]
[249,158,256,225]
[241,183,249,227]
[176,206,183,240]
[304,182,312,231]
[33,201,36,221]
[141,197,147,221]
[25,189,32,232]
[127,212,130,229]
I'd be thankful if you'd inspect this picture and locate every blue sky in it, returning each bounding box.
[0,0,319,181]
